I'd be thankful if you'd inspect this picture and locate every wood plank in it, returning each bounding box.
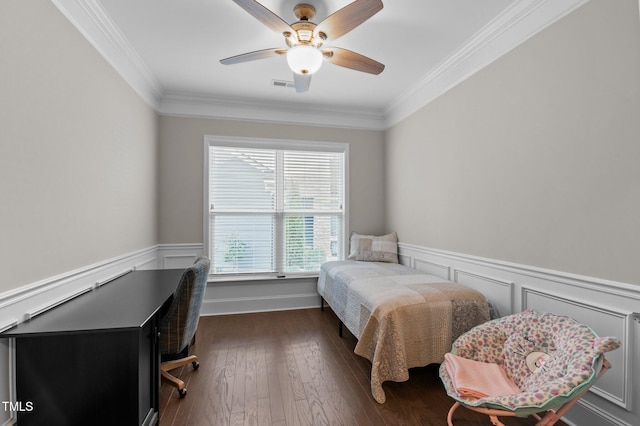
[294,398,314,426]
[255,341,269,400]
[231,342,247,414]
[265,338,286,423]
[160,309,568,426]
[303,381,330,426]
[243,342,258,426]
[256,397,271,426]
[230,412,244,426]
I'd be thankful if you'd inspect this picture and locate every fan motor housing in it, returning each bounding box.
[293,4,316,21]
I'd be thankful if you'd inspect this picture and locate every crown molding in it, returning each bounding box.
[159,92,387,130]
[383,0,591,128]
[52,0,163,109]
[52,0,590,131]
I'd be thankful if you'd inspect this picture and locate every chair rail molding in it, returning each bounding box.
[1,242,638,426]
[398,242,640,426]
[0,246,160,327]
[0,244,162,426]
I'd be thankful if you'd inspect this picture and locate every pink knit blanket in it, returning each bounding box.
[444,353,521,399]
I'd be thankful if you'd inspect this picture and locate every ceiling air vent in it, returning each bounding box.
[272,79,295,88]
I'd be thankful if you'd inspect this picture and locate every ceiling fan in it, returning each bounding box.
[220,0,385,93]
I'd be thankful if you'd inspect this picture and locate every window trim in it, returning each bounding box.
[203,135,350,279]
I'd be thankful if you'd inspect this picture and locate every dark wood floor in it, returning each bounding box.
[159,308,566,426]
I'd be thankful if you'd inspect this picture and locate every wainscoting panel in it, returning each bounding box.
[398,243,640,426]
[412,258,451,280]
[0,245,161,426]
[153,245,322,316]
[157,243,203,269]
[397,253,412,267]
[1,243,638,426]
[201,276,321,316]
[523,288,631,410]
[136,256,160,270]
[454,269,514,318]
[0,246,160,330]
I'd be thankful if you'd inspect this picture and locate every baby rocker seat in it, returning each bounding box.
[439,310,621,426]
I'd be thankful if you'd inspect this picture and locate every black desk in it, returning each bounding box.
[1,269,184,426]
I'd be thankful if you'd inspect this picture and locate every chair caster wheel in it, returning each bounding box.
[192,361,200,370]
[178,388,187,398]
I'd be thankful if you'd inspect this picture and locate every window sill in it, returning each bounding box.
[207,274,319,284]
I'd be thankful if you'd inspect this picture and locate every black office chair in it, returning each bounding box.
[159,256,210,398]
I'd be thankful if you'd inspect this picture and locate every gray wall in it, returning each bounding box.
[0,0,159,293]
[384,0,640,285]
[158,115,386,244]
[4,0,638,291]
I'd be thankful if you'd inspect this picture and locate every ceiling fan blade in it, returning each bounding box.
[322,47,384,75]
[232,0,293,34]
[220,48,286,65]
[293,72,311,93]
[315,0,383,41]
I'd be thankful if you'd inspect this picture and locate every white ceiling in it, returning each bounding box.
[53,0,590,129]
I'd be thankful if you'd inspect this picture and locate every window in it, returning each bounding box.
[205,136,347,277]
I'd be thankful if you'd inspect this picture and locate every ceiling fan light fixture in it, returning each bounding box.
[222,0,385,91]
[297,29,313,42]
[287,45,323,75]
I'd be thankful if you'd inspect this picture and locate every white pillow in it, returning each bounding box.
[348,232,398,263]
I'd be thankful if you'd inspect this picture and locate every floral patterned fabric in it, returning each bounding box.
[439,310,622,417]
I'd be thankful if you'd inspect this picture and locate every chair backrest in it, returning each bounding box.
[159,257,210,355]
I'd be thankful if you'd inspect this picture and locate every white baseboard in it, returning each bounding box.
[0,243,320,327]
[399,243,640,426]
[156,244,322,315]
[1,243,637,426]
[202,291,321,316]
[201,277,321,316]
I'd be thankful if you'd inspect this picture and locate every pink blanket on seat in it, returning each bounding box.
[444,353,521,399]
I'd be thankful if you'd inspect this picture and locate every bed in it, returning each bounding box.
[318,259,490,403]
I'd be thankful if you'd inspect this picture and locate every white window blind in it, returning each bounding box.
[207,141,345,276]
